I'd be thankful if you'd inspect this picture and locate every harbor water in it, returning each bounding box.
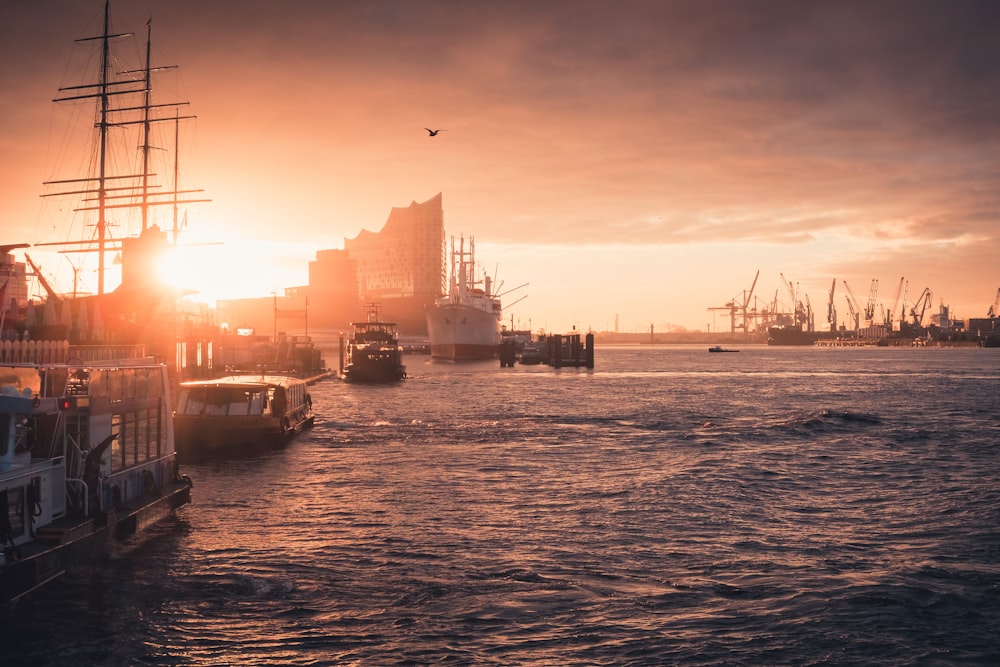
[4,345,999,665]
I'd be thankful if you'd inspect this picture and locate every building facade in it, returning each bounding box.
[339,193,446,335]
[210,194,446,339]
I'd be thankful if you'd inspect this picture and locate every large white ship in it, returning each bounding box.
[427,236,502,360]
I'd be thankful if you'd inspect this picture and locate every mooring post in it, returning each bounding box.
[339,333,345,376]
[585,332,595,368]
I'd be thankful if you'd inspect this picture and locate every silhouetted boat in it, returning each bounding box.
[708,346,739,352]
[344,305,406,382]
[1,356,193,607]
[173,375,314,460]
[519,339,548,364]
[1,0,218,382]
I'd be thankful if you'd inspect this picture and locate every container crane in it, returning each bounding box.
[864,279,879,323]
[827,278,837,331]
[707,270,760,335]
[780,272,810,329]
[842,280,863,330]
[886,276,905,327]
[988,288,1000,318]
[24,253,62,303]
[910,287,933,326]
[843,294,859,331]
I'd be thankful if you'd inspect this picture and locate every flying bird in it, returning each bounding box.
[425,128,446,136]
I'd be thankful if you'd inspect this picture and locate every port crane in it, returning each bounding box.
[708,270,760,335]
[864,279,879,323]
[826,278,837,331]
[909,287,933,326]
[989,288,1000,318]
[843,293,860,331]
[24,253,62,303]
[779,272,812,329]
[842,280,864,330]
[886,277,905,327]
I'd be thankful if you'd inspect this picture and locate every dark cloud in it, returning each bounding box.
[2,0,998,325]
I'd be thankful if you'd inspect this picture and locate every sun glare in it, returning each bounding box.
[155,248,186,290]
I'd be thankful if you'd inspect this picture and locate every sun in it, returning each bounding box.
[154,247,183,289]
[151,242,260,304]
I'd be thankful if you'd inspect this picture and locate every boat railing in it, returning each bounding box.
[65,477,88,517]
[101,453,177,509]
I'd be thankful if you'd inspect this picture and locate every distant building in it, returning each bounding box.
[212,193,446,338]
[0,245,29,329]
[307,249,359,330]
[337,193,445,335]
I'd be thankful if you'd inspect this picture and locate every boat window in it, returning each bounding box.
[90,369,107,398]
[0,367,42,396]
[149,369,162,399]
[3,488,25,540]
[155,405,165,458]
[137,409,149,461]
[66,368,89,396]
[228,392,250,416]
[108,370,123,404]
[111,413,124,472]
[124,412,138,467]
[135,369,149,399]
[248,391,264,415]
[124,369,136,401]
[13,414,30,454]
[0,414,9,456]
[43,368,69,399]
[204,387,234,416]
[177,388,205,416]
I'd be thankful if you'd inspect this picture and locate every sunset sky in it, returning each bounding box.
[2,0,998,333]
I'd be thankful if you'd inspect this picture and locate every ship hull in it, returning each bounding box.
[427,303,501,360]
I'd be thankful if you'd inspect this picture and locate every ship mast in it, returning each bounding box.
[42,3,208,292]
[96,0,112,294]
[43,0,137,295]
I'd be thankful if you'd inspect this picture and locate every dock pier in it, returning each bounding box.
[545,332,595,368]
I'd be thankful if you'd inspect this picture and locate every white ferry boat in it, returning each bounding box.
[1,356,193,607]
[173,375,315,460]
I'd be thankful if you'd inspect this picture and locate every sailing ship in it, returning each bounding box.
[426,236,503,361]
[0,1,205,606]
[11,0,213,376]
[344,304,406,382]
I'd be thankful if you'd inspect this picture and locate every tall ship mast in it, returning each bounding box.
[426,235,503,360]
[39,1,206,295]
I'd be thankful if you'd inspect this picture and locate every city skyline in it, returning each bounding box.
[1,1,998,333]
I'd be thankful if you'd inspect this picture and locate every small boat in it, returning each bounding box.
[708,346,739,353]
[344,305,406,383]
[1,357,193,607]
[519,339,548,365]
[173,375,314,459]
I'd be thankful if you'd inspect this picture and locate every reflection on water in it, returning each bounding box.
[6,346,1000,665]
